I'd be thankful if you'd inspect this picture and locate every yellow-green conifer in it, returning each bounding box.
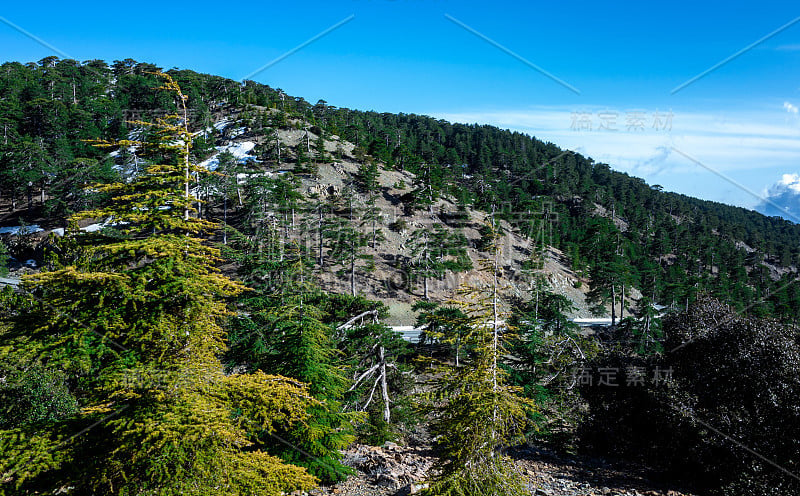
[0,73,318,495]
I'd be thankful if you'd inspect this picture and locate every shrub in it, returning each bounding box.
[389,219,407,232]
[579,297,800,495]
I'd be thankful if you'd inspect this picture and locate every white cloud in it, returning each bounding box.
[756,173,800,222]
[785,102,798,114]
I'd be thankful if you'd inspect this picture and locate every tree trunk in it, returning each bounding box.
[455,334,460,367]
[611,285,617,326]
[372,213,376,249]
[223,195,228,245]
[318,207,324,267]
[182,106,190,222]
[380,346,390,424]
[350,252,356,296]
[491,220,500,432]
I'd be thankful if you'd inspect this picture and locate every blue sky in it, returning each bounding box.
[2,1,800,219]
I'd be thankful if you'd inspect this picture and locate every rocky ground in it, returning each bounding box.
[294,442,697,496]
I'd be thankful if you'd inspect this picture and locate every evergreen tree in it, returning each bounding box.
[0,73,319,496]
[326,191,374,296]
[409,223,471,300]
[356,159,384,249]
[418,221,534,496]
[228,259,362,483]
[215,149,242,244]
[45,157,118,217]
[0,240,8,277]
[294,139,317,176]
[313,130,328,164]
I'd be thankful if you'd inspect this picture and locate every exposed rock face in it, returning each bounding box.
[307,183,340,197]
[341,442,435,492]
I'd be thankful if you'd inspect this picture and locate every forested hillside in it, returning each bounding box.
[2,57,799,321]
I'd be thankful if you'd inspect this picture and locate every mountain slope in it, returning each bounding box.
[1,58,799,323]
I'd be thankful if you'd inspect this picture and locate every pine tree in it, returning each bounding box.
[414,301,471,366]
[409,223,471,300]
[340,316,411,428]
[356,160,384,249]
[228,259,362,483]
[326,190,373,296]
[0,73,319,496]
[0,239,9,277]
[418,219,534,496]
[313,130,328,164]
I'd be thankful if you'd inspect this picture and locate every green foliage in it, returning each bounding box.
[615,297,664,354]
[313,131,328,164]
[418,291,534,495]
[44,157,119,217]
[477,223,499,252]
[0,240,8,277]
[408,224,471,300]
[3,56,800,323]
[325,192,374,296]
[0,365,78,429]
[503,275,595,448]
[414,301,471,363]
[388,219,407,232]
[423,457,530,496]
[418,235,534,496]
[0,74,319,496]
[228,258,361,484]
[294,140,317,176]
[339,321,416,443]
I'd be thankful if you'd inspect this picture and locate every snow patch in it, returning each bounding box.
[81,223,105,232]
[0,225,44,235]
[197,141,257,171]
[228,127,246,138]
[213,119,231,131]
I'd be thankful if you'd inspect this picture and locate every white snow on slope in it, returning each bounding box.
[198,141,257,171]
[228,127,246,138]
[213,119,231,132]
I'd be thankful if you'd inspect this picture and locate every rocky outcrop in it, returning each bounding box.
[341,442,434,493]
[307,183,341,197]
